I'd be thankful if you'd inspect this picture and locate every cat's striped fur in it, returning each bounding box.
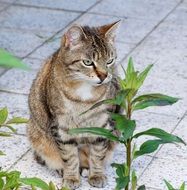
[28,21,120,189]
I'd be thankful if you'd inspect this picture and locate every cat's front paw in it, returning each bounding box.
[88,174,107,188]
[63,177,80,190]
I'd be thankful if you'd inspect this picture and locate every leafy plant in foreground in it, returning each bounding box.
[0,49,30,70]
[0,170,70,190]
[0,107,28,156]
[164,180,185,190]
[69,58,186,190]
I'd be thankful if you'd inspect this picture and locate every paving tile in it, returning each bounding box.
[12,151,62,186]
[0,67,6,76]
[22,57,45,71]
[0,28,45,57]
[0,5,80,33]
[0,92,28,135]
[29,38,60,60]
[139,157,187,189]
[77,14,158,44]
[0,69,37,94]
[165,2,187,26]
[0,0,17,3]
[89,0,179,21]
[15,0,99,12]
[132,111,179,151]
[0,3,9,12]
[0,135,29,169]
[156,115,187,159]
[116,42,134,63]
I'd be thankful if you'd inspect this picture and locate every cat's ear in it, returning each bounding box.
[62,25,87,49]
[99,20,121,43]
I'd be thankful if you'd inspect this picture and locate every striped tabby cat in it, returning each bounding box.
[28,21,120,189]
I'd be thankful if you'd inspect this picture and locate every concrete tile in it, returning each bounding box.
[116,42,134,63]
[132,112,179,152]
[0,3,9,12]
[22,57,44,71]
[89,0,179,21]
[165,2,187,26]
[0,69,37,94]
[12,151,62,186]
[0,67,6,76]
[0,135,29,169]
[77,14,158,44]
[29,38,60,60]
[0,0,17,3]
[139,157,187,189]
[0,5,80,33]
[0,28,45,57]
[0,92,28,135]
[156,116,187,159]
[15,0,99,12]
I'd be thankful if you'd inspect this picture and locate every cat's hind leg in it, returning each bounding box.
[27,120,63,171]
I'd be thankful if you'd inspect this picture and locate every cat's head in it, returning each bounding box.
[61,21,120,86]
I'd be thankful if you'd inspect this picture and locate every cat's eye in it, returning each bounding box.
[82,59,94,66]
[107,58,114,65]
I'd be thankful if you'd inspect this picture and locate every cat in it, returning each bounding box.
[27,21,121,189]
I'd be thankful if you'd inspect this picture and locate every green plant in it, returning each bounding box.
[164,180,185,190]
[0,169,70,190]
[0,107,28,155]
[0,49,30,70]
[69,58,186,190]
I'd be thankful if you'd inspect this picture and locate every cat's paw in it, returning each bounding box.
[63,177,80,189]
[88,174,107,188]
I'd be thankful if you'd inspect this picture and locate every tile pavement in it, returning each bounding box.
[0,0,186,189]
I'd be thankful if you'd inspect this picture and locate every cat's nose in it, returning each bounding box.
[97,72,108,82]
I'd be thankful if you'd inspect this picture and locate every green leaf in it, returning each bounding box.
[132,94,179,110]
[0,150,5,156]
[20,177,49,190]
[80,89,130,115]
[164,180,175,190]
[61,187,70,190]
[0,132,11,137]
[69,127,120,142]
[31,184,37,190]
[115,176,129,190]
[0,178,4,190]
[0,49,30,70]
[134,139,165,158]
[133,128,186,145]
[111,113,136,141]
[7,117,28,124]
[180,182,185,190]
[111,163,125,178]
[49,181,56,190]
[131,170,137,190]
[137,64,153,88]
[0,107,8,125]
[137,185,146,190]
[3,171,21,189]
[1,124,17,133]
[127,57,135,74]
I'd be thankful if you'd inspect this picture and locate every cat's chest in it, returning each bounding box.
[75,83,93,101]
[58,94,109,129]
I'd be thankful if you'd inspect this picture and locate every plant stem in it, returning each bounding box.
[125,101,132,190]
[125,139,131,190]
